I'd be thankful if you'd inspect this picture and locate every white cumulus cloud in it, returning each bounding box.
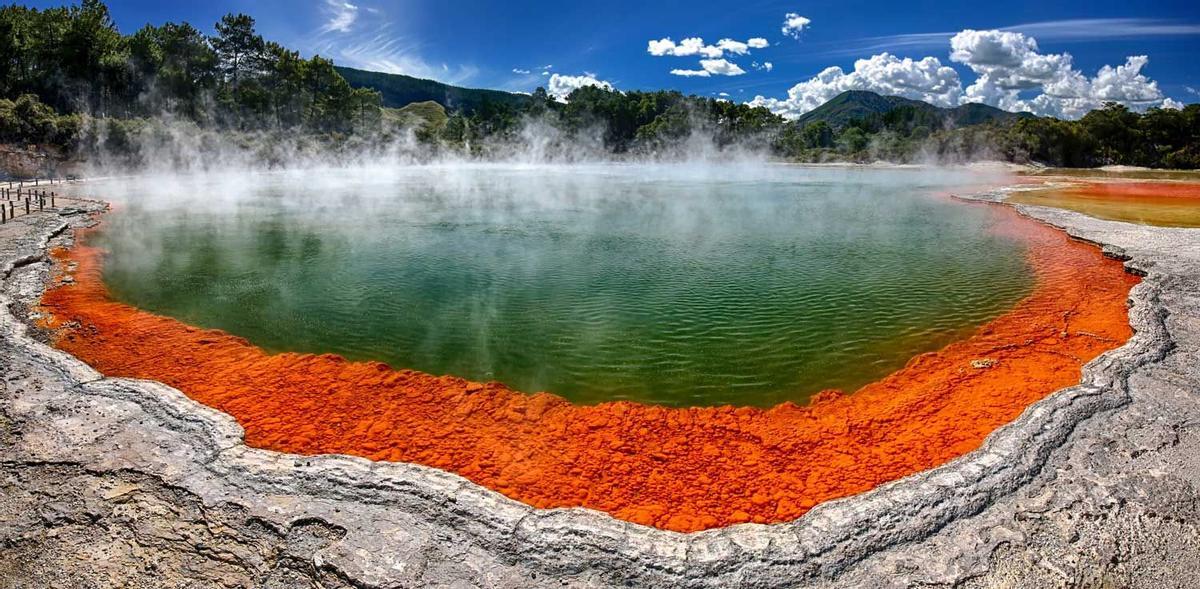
[1091,55,1166,104]
[701,58,746,76]
[670,58,747,77]
[782,13,811,40]
[716,38,751,55]
[749,53,961,118]
[547,73,614,101]
[750,28,1178,120]
[648,36,772,59]
[647,38,675,56]
[647,37,723,58]
[950,29,1174,118]
[648,35,772,77]
[951,29,1074,111]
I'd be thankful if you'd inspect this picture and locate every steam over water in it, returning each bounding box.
[92,164,1032,407]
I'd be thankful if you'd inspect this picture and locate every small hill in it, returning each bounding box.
[382,101,449,132]
[336,66,529,114]
[796,90,1032,129]
[949,102,1034,126]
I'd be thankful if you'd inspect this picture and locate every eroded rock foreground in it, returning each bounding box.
[2,187,1199,587]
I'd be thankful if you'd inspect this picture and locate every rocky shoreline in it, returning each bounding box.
[2,184,1198,587]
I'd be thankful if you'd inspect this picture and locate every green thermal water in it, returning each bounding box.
[94,164,1033,407]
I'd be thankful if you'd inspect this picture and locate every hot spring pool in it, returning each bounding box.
[90,164,1033,407]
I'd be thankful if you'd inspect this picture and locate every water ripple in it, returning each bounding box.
[98,166,1034,407]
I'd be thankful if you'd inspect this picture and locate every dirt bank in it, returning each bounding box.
[36,199,1138,532]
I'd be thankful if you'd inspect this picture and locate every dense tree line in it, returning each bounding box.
[336,65,528,114]
[1004,103,1200,168]
[433,86,785,158]
[0,0,381,143]
[429,87,1199,168]
[767,101,1200,169]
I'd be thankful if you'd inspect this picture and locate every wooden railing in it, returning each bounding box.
[1,177,84,224]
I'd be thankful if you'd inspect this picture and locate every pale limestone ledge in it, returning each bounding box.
[1,190,1196,588]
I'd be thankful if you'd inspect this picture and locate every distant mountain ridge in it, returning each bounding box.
[336,66,529,114]
[338,65,1033,130]
[794,90,1034,128]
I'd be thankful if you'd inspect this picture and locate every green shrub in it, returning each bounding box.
[0,94,80,145]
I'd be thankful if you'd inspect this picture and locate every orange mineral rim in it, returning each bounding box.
[38,199,1137,532]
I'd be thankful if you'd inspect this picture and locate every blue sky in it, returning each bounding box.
[26,0,1200,117]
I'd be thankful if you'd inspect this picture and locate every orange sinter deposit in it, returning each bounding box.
[1059,180,1200,200]
[1010,179,1200,228]
[39,202,1138,533]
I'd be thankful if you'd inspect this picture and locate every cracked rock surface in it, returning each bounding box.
[1,188,1198,588]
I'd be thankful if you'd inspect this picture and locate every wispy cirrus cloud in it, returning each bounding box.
[1007,18,1200,40]
[319,0,360,34]
[310,4,477,85]
[807,18,1200,58]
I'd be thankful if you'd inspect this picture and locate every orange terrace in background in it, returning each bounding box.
[1010,179,1200,227]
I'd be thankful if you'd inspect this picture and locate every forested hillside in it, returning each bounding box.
[0,0,381,138]
[775,91,1199,168]
[793,90,1031,129]
[337,66,528,114]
